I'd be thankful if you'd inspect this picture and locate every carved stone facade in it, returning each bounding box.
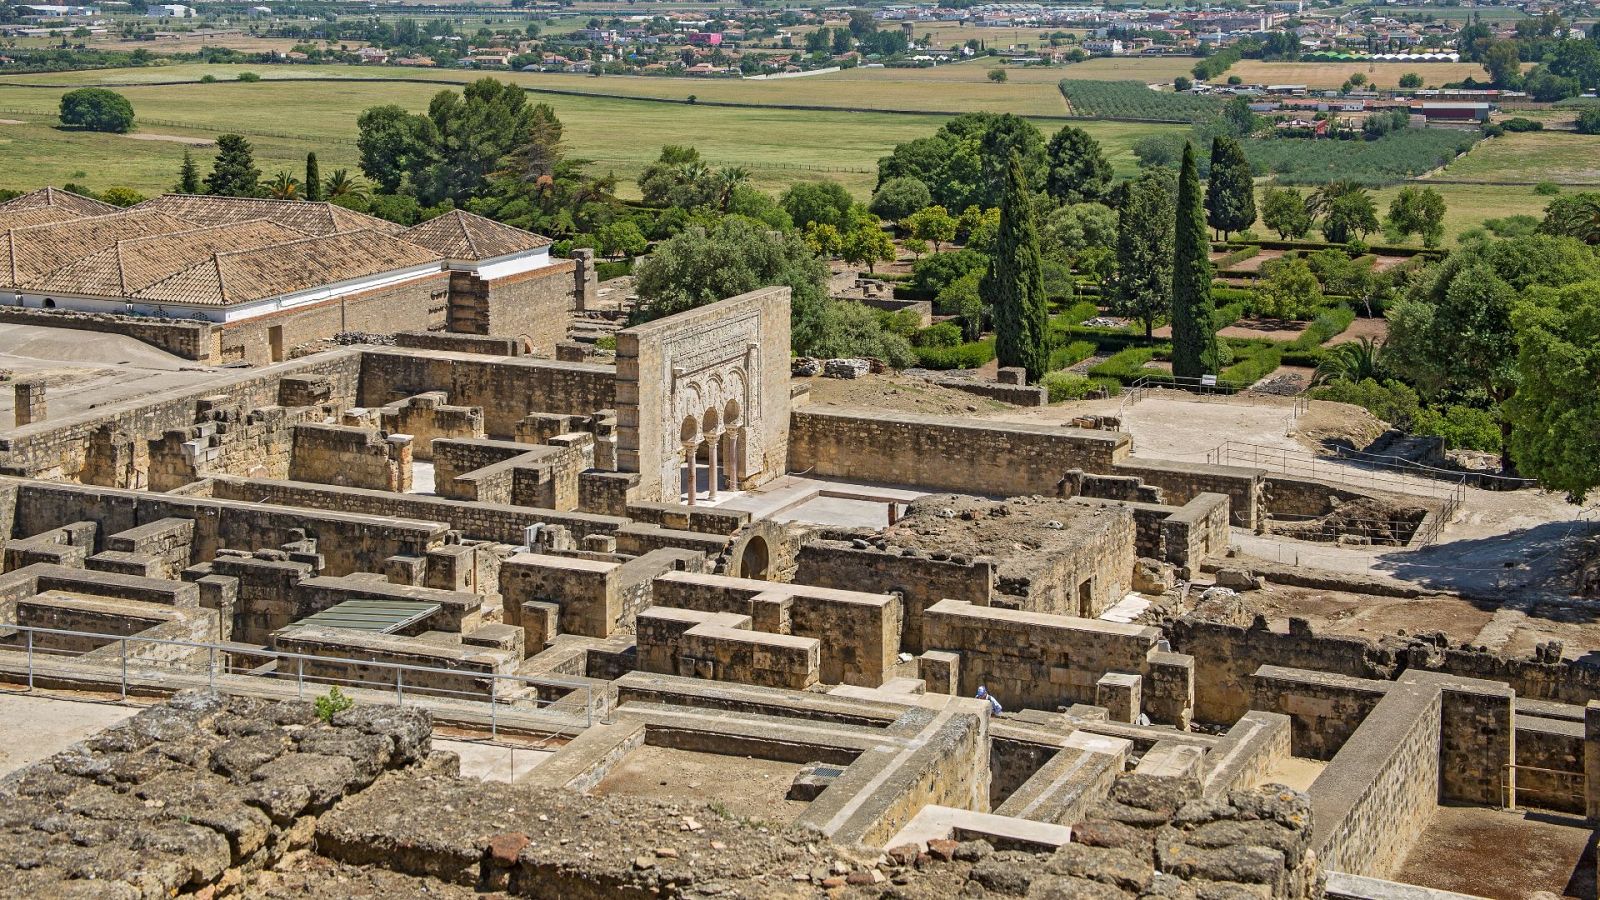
[614,288,791,503]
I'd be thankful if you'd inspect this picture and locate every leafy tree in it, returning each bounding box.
[912,249,988,299]
[304,152,321,202]
[1170,142,1220,378]
[1506,279,1600,500]
[99,187,145,207]
[1482,40,1522,87]
[1385,185,1447,248]
[938,270,986,341]
[1399,72,1423,88]
[176,150,200,194]
[58,87,134,133]
[1042,202,1116,264]
[725,184,792,230]
[1261,186,1311,239]
[840,222,895,274]
[1111,169,1175,338]
[1205,136,1255,240]
[1539,192,1600,244]
[1576,107,1600,135]
[355,104,439,195]
[981,150,1049,382]
[876,112,1046,211]
[266,171,301,200]
[868,176,933,224]
[1256,256,1324,320]
[780,180,854,230]
[634,216,827,323]
[1322,191,1379,243]
[467,103,616,239]
[355,79,539,206]
[1044,125,1111,204]
[204,134,262,198]
[988,67,1007,83]
[1457,16,1494,61]
[1221,97,1259,138]
[1174,75,1193,92]
[597,221,648,258]
[803,222,843,258]
[963,206,1003,253]
[638,145,709,207]
[905,205,957,252]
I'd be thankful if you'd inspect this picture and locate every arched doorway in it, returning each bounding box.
[737,536,770,580]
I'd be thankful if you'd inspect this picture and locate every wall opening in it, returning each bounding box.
[738,536,770,581]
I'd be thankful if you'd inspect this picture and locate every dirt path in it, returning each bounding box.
[1326,316,1388,346]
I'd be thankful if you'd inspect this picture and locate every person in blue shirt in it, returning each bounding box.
[975,685,1002,715]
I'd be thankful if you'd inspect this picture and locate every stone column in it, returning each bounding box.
[683,442,697,506]
[707,432,721,501]
[13,380,44,427]
[572,249,598,313]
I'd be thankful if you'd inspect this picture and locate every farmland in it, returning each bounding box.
[1244,128,1481,185]
[0,71,1180,198]
[1433,130,1600,184]
[1226,60,1494,90]
[1059,80,1223,121]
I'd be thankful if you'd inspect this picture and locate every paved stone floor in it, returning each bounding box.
[0,690,139,777]
[434,738,553,783]
[1394,803,1595,900]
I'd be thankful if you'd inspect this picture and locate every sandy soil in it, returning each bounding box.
[0,691,137,777]
[1326,315,1388,346]
[1394,804,1594,900]
[591,745,813,827]
[1218,319,1312,341]
[125,132,214,146]
[800,372,1010,416]
[1244,583,1498,646]
[0,119,23,126]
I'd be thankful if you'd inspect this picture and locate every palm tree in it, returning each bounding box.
[715,165,750,211]
[323,169,369,201]
[1306,181,1364,219]
[1539,193,1600,245]
[266,171,301,201]
[1314,337,1387,386]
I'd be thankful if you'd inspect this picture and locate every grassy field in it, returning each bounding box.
[1228,60,1491,90]
[0,73,1177,199]
[1433,130,1600,184]
[1239,182,1569,247]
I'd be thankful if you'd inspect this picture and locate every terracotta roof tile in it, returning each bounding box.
[400,209,552,261]
[0,187,119,218]
[0,210,198,289]
[131,229,444,307]
[25,220,310,298]
[131,194,407,237]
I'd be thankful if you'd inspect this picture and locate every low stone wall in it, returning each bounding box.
[1516,714,1583,812]
[1113,458,1264,528]
[0,306,221,363]
[358,348,614,437]
[795,541,993,653]
[393,330,524,356]
[290,424,411,492]
[1308,679,1442,879]
[1251,665,1391,760]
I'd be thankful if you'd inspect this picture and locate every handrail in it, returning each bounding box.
[0,622,594,737]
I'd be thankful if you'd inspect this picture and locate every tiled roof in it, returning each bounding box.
[131,229,444,307]
[400,209,552,261]
[25,220,310,298]
[0,207,86,232]
[130,194,407,237]
[0,187,119,218]
[1,210,198,289]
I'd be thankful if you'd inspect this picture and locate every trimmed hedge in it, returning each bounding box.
[1048,339,1098,370]
[1042,372,1122,402]
[1288,306,1356,350]
[1221,342,1283,386]
[1089,346,1163,382]
[1215,245,1261,269]
[914,337,996,370]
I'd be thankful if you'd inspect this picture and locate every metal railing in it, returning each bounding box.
[1120,374,1255,414]
[0,623,595,740]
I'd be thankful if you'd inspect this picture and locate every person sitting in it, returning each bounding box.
[975,685,1002,715]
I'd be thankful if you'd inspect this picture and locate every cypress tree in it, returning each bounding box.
[1171,142,1221,380]
[981,149,1050,383]
[176,150,200,194]
[1205,135,1256,241]
[204,134,262,198]
[304,152,321,202]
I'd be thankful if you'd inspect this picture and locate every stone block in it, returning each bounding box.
[1096,672,1143,724]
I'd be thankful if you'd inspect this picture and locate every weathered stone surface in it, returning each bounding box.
[1045,843,1153,892]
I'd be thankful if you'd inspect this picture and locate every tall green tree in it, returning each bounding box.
[1171,142,1221,379]
[1205,136,1256,240]
[176,150,200,194]
[1260,186,1311,239]
[1044,125,1112,204]
[204,134,262,198]
[1385,185,1446,248]
[981,151,1050,382]
[304,152,321,202]
[1110,169,1175,339]
[1506,279,1600,501]
[58,87,134,133]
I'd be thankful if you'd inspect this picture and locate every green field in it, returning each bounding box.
[0,69,1178,198]
[1434,130,1600,184]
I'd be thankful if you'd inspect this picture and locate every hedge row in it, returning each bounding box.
[1049,339,1098,370]
[913,337,996,370]
[1088,346,1163,382]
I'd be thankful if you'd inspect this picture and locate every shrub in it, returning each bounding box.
[314,686,353,723]
[1215,245,1261,269]
[913,321,963,348]
[1309,377,1423,430]
[237,71,262,82]
[1500,117,1543,132]
[1576,107,1600,135]
[1482,214,1540,238]
[1042,371,1120,402]
[913,337,996,370]
[1534,181,1561,196]
[910,249,987,299]
[1415,404,1502,451]
[1289,306,1356,349]
[1054,299,1100,327]
[199,74,217,83]
[1221,342,1282,386]
[1089,346,1160,381]
[58,87,134,133]
[1048,339,1097,370]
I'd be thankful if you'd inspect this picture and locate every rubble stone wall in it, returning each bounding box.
[289,424,410,493]
[0,306,222,362]
[358,349,615,436]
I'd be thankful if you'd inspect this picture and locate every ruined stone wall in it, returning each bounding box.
[0,351,362,482]
[447,262,576,355]
[392,330,524,356]
[0,306,221,363]
[1160,493,1231,571]
[289,424,411,493]
[1309,680,1442,879]
[432,438,531,499]
[357,349,615,436]
[921,599,1159,713]
[220,272,452,366]
[789,409,1128,497]
[377,392,484,462]
[1263,475,1378,518]
[1113,458,1264,528]
[147,404,323,490]
[4,478,447,577]
[206,475,625,545]
[795,542,993,653]
[1250,665,1390,760]
[1515,714,1583,813]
